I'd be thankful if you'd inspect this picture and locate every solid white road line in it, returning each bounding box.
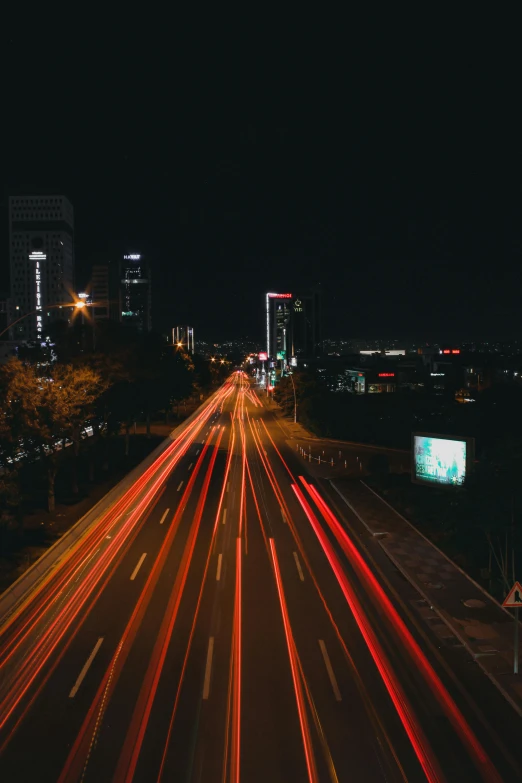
[69,638,104,698]
[188,463,193,471]
[293,552,305,581]
[177,481,184,491]
[130,553,147,581]
[318,640,342,701]
[281,507,287,524]
[222,508,227,525]
[216,554,223,581]
[159,508,170,525]
[202,637,215,699]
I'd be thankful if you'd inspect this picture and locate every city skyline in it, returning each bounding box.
[3,23,519,344]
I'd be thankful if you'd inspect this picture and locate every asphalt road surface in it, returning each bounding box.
[0,374,520,782]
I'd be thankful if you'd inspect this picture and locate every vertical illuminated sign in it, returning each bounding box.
[29,251,46,337]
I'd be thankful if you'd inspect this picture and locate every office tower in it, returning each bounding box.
[173,325,195,354]
[90,265,110,321]
[119,253,152,333]
[289,289,322,359]
[266,292,293,361]
[9,193,75,341]
[90,263,120,322]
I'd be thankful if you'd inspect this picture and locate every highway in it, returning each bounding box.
[0,373,520,782]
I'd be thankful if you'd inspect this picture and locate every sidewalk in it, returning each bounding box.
[330,477,522,717]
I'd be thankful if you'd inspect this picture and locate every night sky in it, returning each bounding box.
[3,16,520,343]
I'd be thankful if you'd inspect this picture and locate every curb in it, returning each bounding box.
[378,539,522,719]
[329,481,389,537]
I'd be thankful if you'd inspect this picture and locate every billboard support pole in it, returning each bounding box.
[515,608,519,675]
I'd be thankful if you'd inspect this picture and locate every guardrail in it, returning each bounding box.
[295,443,365,470]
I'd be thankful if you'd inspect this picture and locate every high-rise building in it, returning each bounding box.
[288,289,321,359]
[119,253,152,333]
[173,325,195,354]
[90,265,110,321]
[89,263,120,322]
[9,193,75,341]
[266,289,321,370]
[266,293,293,361]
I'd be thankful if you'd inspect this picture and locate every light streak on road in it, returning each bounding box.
[300,478,502,783]
[157,427,235,782]
[229,537,242,783]
[114,429,224,783]
[269,538,319,783]
[56,430,220,783]
[292,483,445,783]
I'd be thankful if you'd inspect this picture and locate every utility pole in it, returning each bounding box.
[289,373,297,424]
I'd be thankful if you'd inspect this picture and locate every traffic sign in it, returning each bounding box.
[502,581,522,608]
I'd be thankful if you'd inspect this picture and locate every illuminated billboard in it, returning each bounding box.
[412,432,474,486]
[258,352,268,361]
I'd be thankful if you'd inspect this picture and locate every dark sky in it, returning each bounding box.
[3,14,520,342]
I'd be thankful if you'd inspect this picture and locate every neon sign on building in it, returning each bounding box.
[29,251,46,337]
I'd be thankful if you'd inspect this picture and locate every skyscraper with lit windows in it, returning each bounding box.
[119,253,152,333]
[9,193,75,341]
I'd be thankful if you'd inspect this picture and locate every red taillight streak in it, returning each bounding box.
[0,484,166,757]
[56,434,216,783]
[245,457,269,555]
[229,537,242,783]
[291,484,444,783]
[260,418,295,481]
[269,538,319,783]
[247,418,289,519]
[0,392,219,657]
[302,480,501,782]
[247,417,406,779]
[0,463,174,736]
[157,427,235,782]
[117,431,224,783]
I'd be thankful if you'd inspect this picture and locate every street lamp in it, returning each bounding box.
[0,300,91,340]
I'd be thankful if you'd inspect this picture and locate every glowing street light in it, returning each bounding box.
[0,298,94,340]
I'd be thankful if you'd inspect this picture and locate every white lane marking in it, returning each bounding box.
[130,553,147,581]
[293,552,304,581]
[177,481,184,491]
[227,483,230,492]
[318,640,342,701]
[216,554,223,581]
[202,637,215,699]
[69,638,104,698]
[222,508,227,525]
[196,449,200,455]
[159,508,170,525]
[188,463,193,471]
[281,507,287,524]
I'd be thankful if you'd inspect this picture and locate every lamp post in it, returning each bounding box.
[0,300,89,341]
[289,372,297,424]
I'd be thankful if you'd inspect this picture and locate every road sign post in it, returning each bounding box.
[502,581,522,674]
[515,608,519,675]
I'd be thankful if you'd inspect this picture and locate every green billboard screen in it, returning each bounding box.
[412,433,473,486]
